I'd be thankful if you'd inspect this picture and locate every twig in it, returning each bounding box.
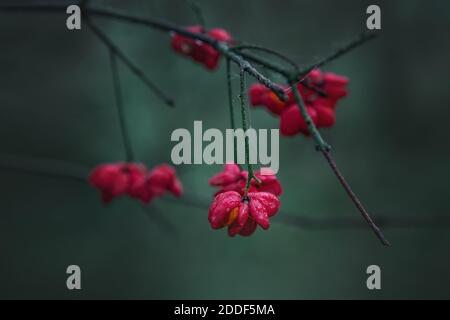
[239,66,256,195]
[236,49,327,97]
[185,0,206,29]
[290,83,389,246]
[321,150,390,245]
[232,44,300,73]
[0,2,288,101]
[236,32,376,94]
[297,32,377,80]
[110,50,135,162]
[0,158,88,182]
[226,58,238,164]
[85,18,175,107]
[290,83,330,151]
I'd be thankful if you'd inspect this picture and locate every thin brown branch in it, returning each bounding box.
[109,50,135,162]
[232,44,300,72]
[290,82,389,246]
[321,150,390,245]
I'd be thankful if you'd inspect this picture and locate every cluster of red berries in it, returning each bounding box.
[89,30,351,239]
[249,69,349,136]
[209,163,282,197]
[208,163,281,237]
[89,163,183,204]
[171,26,233,70]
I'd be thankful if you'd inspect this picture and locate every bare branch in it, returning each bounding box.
[110,50,135,162]
[232,44,300,73]
[86,19,175,107]
[321,150,390,245]
[298,32,377,77]
[290,83,389,246]
[0,2,288,101]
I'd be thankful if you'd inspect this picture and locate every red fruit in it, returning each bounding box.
[238,219,258,237]
[247,68,349,137]
[262,91,288,115]
[125,163,151,201]
[208,191,280,237]
[227,201,249,237]
[247,192,280,229]
[171,25,203,56]
[313,96,338,110]
[307,68,323,84]
[208,191,242,229]
[253,169,283,196]
[171,26,232,70]
[249,84,292,115]
[323,72,349,99]
[148,164,183,197]
[315,105,336,128]
[208,28,233,43]
[210,164,282,197]
[249,84,268,106]
[209,163,241,186]
[89,162,147,203]
[201,45,221,70]
[279,104,318,136]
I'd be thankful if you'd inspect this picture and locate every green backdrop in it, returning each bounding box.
[1,0,449,299]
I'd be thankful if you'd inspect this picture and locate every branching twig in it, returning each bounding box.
[110,50,135,162]
[0,2,288,101]
[232,44,300,73]
[290,83,389,245]
[85,18,175,107]
[321,150,390,245]
[231,32,387,244]
[236,49,327,97]
[0,2,387,245]
[298,31,377,77]
[226,58,238,164]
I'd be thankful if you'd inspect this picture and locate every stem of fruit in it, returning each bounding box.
[226,58,238,164]
[239,66,255,197]
[110,51,134,162]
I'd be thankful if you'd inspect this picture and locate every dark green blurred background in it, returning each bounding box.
[1,0,449,299]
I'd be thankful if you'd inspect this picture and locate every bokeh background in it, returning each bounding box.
[1,0,449,299]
